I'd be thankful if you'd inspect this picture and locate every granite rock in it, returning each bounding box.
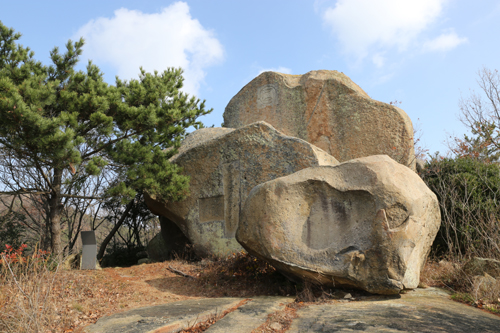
[145,121,338,257]
[224,70,416,170]
[237,155,440,294]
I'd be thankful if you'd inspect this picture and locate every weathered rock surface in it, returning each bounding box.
[224,70,416,170]
[84,298,246,333]
[289,288,500,333]
[472,274,498,294]
[237,155,440,294]
[84,289,500,333]
[145,121,338,257]
[176,127,234,156]
[146,233,168,262]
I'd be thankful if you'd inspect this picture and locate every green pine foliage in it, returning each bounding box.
[421,156,500,258]
[0,21,211,255]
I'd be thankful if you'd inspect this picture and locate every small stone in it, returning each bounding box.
[418,281,429,288]
[269,322,282,331]
[137,258,151,265]
[464,257,500,278]
[333,290,350,299]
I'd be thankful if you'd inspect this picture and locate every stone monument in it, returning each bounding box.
[81,231,97,270]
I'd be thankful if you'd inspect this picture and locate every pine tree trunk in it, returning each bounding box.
[48,168,63,257]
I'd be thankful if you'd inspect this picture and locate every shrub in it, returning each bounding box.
[0,212,25,250]
[195,251,294,297]
[421,156,500,259]
[421,260,500,314]
[0,244,61,332]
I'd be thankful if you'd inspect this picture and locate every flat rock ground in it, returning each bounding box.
[83,288,500,333]
[32,258,500,332]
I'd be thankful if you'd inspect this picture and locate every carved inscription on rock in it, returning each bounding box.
[302,190,374,251]
[199,195,224,223]
[257,84,278,109]
[223,160,241,238]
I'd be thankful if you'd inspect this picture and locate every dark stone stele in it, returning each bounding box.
[81,231,97,270]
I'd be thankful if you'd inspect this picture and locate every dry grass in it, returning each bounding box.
[0,250,356,332]
[189,251,295,298]
[178,299,249,333]
[0,251,300,332]
[0,247,61,333]
[0,257,193,332]
[5,248,499,332]
[421,259,500,315]
[252,301,303,333]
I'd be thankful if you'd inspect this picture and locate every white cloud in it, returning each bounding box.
[258,66,293,75]
[321,0,465,62]
[372,53,385,68]
[73,2,224,96]
[423,30,468,52]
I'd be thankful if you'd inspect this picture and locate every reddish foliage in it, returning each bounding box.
[0,243,50,265]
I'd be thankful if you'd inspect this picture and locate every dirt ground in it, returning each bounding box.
[8,255,497,332]
[59,261,219,332]
[54,254,294,332]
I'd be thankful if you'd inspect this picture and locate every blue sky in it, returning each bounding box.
[2,0,500,157]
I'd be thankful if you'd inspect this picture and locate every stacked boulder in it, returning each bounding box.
[224,70,416,170]
[145,121,338,257]
[145,70,441,295]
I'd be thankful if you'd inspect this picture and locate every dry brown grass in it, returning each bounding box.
[421,259,500,315]
[189,251,295,298]
[7,249,498,332]
[0,247,61,333]
[0,251,300,332]
[0,250,356,332]
[1,257,195,332]
[252,301,303,333]
[178,299,249,333]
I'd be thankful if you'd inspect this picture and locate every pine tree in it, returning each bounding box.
[0,21,210,256]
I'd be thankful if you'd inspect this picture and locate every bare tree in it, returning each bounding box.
[450,67,500,162]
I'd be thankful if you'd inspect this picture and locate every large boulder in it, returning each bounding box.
[237,155,440,295]
[224,70,416,170]
[145,121,338,257]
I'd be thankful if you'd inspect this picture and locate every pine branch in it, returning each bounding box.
[81,130,139,159]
